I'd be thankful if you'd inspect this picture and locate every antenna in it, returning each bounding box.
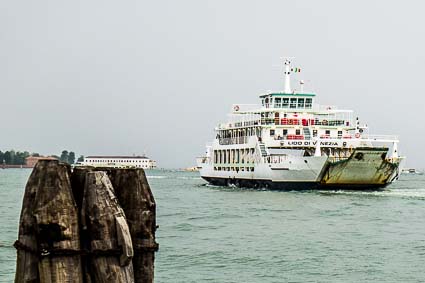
[283,58,292,94]
[299,80,305,93]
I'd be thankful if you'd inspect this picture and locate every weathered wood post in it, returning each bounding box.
[70,166,94,210]
[107,169,158,283]
[15,160,45,283]
[70,166,94,283]
[15,159,83,283]
[15,163,158,282]
[81,171,134,283]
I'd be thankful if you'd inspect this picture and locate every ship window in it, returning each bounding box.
[338,131,343,138]
[270,129,275,136]
[297,98,305,108]
[305,98,313,108]
[290,98,297,108]
[313,130,318,137]
[282,98,289,108]
[261,99,264,106]
[296,129,301,135]
[325,130,331,135]
[275,98,281,108]
[283,129,288,135]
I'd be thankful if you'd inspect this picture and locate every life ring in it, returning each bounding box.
[234,105,240,111]
[322,119,328,125]
[355,132,361,138]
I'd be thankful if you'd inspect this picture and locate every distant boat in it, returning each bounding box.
[79,155,157,169]
[401,168,423,175]
[184,166,199,172]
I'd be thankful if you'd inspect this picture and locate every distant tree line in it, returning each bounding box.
[0,149,85,165]
[59,150,76,164]
[0,150,34,165]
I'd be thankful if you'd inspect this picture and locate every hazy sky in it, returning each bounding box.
[1,1,424,168]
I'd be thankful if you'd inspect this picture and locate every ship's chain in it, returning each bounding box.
[14,239,159,256]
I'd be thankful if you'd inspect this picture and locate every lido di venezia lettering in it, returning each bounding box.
[282,141,347,147]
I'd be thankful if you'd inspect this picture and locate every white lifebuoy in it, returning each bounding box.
[234,105,240,111]
[355,132,361,138]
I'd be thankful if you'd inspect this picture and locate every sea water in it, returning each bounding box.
[1,169,424,282]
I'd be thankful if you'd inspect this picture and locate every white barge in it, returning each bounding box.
[82,155,157,169]
[197,59,403,189]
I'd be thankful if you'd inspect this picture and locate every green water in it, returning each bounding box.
[1,169,425,282]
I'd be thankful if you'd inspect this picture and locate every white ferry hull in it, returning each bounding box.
[199,155,327,190]
[198,148,401,190]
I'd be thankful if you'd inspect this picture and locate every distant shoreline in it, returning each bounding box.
[1,165,33,169]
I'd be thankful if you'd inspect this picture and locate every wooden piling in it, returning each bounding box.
[81,171,134,283]
[108,169,158,283]
[35,160,83,283]
[15,159,83,283]
[70,166,94,283]
[15,161,44,283]
[15,163,158,282]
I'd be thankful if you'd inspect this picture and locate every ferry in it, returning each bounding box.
[197,59,404,189]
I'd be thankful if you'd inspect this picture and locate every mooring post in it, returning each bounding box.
[82,171,135,283]
[70,166,94,283]
[15,161,45,283]
[15,159,83,283]
[108,168,158,283]
[34,160,83,282]
[15,163,158,282]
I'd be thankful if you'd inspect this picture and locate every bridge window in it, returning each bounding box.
[297,98,305,108]
[282,98,289,108]
[275,98,281,108]
[290,98,297,108]
[305,98,313,108]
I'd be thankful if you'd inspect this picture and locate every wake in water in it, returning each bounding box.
[201,179,425,200]
[317,187,425,200]
[146,175,168,179]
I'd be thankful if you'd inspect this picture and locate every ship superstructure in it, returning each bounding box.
[197,59,403,189]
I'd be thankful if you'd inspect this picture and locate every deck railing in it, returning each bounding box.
[362,135,399,141]
[232,103,343,112]
[218,136,248,145]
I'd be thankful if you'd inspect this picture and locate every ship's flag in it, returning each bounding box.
[291,68,301,73]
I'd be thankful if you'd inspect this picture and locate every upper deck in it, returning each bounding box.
[218,98,354,131]
[212,58,398,146]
